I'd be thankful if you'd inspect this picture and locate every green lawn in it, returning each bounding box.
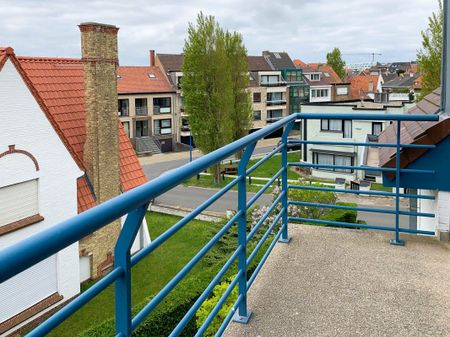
[370,183,393,192]
[183,151,302,191]
[48,212,220,337]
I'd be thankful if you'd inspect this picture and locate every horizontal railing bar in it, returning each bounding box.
[0,114,297,284]
[169,246,242,337]
[288,140,436,149]
[131,211,241,329]
[247,209,284,265]
[288,217,435,235]
[194,271,243,337]
[26,267,123,337]
[288,201,435,218]
[215,295,244,337]
[246,144,283,176]
[288,184,436,200]
[246,167,284,209]
[247,191,284,242]
[247,223,284,290]
[288,162,435,174]
[296,113,439,121]
[131,177,240,267]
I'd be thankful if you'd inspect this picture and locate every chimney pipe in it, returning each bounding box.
[150,49,155,67]
[79,22,121,278]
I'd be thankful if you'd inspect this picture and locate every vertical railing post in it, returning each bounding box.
[280,121,295,243]
[390,121,405,246]
[115,203,149,336]
[234,142,256,324]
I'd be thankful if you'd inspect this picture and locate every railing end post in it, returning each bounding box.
[233,310,253,324]
[389,239,405,246]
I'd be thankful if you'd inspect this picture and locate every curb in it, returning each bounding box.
[149,203,224,222]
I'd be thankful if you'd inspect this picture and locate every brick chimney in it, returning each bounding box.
[79,22,121,278]
[150,49,155,67]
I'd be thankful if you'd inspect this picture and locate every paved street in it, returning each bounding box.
[142,145,277,180]
[143,146,411,229]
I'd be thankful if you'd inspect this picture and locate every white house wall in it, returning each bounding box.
[0,59,83,326]
[302,104,408,182]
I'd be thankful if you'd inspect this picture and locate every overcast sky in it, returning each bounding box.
[0,0,440,65]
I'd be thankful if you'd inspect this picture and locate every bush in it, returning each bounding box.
[195,278,237,337]
[320,202,357,224]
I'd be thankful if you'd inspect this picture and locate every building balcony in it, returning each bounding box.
[260,81,286,87]
[266,99,287,106]
[153,106,171,114]
[2,112,447,337]
[135,106,148,116]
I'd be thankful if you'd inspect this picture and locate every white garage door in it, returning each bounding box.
[0,255,57,322]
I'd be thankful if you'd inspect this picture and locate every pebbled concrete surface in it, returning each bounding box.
[223,225,450,337]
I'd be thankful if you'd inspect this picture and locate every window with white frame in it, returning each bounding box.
[153,119,172,135]
[312,89,329,98]
[310,73,321,81]
[321,119,352,138]
[313,152,354,173]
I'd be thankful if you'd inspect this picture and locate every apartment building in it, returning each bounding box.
[247,56,288,131]
[263,51,309,115]
[118,53,176,154]
[156,52,290,142]
[301,100,413,183]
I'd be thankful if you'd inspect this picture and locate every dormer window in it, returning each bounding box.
[310,74,321,81]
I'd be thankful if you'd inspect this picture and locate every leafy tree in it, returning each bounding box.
[326,47,346,80]
[417,0,443,99]
[182,13,233,183]
[225,31,253,158]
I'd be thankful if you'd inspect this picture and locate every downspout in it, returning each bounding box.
[441,0,450,114]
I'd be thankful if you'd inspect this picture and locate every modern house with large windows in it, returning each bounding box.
[156,52,290,141]
[117,61,176,154]
[301,100,413,183]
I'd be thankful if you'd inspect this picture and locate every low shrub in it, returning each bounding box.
[320,202,357,224]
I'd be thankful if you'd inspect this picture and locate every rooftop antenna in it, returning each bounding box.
[441,0,450,114]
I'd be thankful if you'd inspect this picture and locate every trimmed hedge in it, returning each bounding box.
[320,202,357,224]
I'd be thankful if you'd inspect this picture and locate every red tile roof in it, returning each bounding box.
[0,47,11,71]
[347,75,381,99]
[293,59,308,69]
[379,89,446,171]
[77,176,97,213]
[308,63,342,84]
[117,66,174,94]
[2,52,147,213]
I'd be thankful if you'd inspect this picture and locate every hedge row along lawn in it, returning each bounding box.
[48,212,222,337]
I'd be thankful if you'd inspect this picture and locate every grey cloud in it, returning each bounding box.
[0,0,439,65]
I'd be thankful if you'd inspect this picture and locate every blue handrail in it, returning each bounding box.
[0,112,440,337]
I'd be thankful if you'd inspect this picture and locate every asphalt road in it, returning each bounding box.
[143,145,276,180]
[144,148,411,229]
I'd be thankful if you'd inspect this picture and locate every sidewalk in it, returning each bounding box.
[138,138,280,165]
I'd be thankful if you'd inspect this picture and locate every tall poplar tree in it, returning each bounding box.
[182,13,233,183]
[417,0,443,99]
[225,31,252,159]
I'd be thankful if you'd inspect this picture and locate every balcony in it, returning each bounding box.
[135,106,148,116]
[260,81,286,87]
[153,106,171,114]
[1,112,447,337]
[266,99,287,107]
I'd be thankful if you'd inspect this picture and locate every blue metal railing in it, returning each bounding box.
[0,112,439,337]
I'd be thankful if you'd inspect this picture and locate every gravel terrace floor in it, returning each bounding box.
[223,225,450,337]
